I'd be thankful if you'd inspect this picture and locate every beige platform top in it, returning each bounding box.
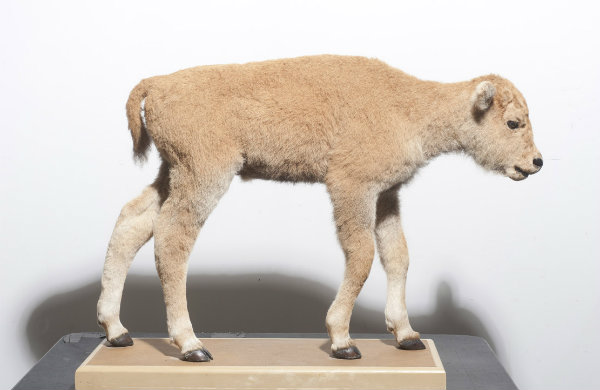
[76,338,445,389]
[88,338,437,368]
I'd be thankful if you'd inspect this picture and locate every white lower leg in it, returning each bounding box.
[384,278,419,342]
[168,313,204,353]
[326,295,355,350]
[98,285,129,339]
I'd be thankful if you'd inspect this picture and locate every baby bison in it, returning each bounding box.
[97,55,542,361]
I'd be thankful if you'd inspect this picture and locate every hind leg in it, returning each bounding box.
[154,155,241,362]
[375,187,423,350]
[97,163,169,346]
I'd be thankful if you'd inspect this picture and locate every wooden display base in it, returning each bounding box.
[75,337,446,390]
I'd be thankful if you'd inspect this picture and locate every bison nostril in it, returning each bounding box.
[533,158,543,168]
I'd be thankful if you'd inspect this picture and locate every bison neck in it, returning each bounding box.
[394,80,472,160]
[373,79,474,186]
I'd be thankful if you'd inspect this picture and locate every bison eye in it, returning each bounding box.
[507,120,519,130]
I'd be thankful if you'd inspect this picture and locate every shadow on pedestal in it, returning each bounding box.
[25,273,495,359]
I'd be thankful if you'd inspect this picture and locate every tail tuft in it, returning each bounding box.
[125,80,151,161]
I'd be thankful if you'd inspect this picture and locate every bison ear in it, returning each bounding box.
[471,81,496,111]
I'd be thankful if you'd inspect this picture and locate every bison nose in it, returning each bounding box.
[533,158,543,168]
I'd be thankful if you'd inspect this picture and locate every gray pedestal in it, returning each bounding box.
[12,333,518,390]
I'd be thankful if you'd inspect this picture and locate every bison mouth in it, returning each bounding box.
[506,165,531,181]
[514,166,530,178]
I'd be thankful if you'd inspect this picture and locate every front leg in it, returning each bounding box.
[375,187,424,350]
[326,184,377,359]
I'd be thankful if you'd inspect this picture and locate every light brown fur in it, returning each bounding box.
[97,55,542,359]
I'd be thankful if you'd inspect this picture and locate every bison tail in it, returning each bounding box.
[125,80,151,161]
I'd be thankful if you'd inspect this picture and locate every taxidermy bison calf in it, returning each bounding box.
[97,55,542,361]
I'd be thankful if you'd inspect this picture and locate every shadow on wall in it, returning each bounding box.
[25,273,495,359]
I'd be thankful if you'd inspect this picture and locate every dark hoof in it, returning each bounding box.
[398,339,426,350]
[184,348,213,362]
[109,333,133,347]
[332,345,362,359]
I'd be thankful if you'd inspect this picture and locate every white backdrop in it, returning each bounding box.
[2,1,599,389]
